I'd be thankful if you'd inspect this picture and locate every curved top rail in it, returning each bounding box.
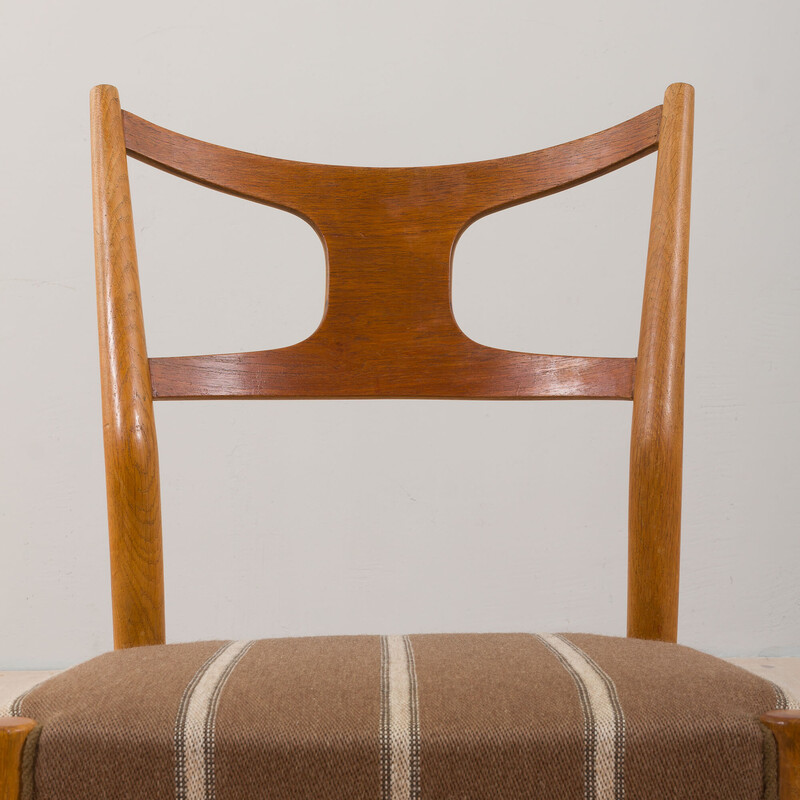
[122,105,661,228]
[121,100,665,402]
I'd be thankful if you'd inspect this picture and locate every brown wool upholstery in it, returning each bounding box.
[6,633,794,800]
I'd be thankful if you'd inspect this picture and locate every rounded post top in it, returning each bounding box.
[0,717,36,734]
[762,709,800,728]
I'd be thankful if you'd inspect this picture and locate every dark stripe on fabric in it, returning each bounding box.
[380,634,391,800]
[405,635,421,800]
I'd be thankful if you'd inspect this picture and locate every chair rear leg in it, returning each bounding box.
[0,718,35,800]
[762,710,800,800]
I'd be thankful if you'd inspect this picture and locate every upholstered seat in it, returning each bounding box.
[5,633,795,799]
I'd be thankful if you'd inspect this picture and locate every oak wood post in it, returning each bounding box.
[0,718,35,800]
[762,710,800,800]
[91,85,166,649]
[627,83,694,642]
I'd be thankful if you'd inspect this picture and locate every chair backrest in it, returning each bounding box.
[90,83,694,651]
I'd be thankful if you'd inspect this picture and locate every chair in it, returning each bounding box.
[1,82,798,800]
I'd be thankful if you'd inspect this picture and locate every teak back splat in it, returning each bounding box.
[90,83,693,650]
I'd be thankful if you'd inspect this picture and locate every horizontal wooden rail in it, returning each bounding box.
[149,348,636,400]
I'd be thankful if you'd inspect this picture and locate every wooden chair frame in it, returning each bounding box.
[2,83,798,799]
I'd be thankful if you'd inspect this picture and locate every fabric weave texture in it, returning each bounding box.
[4,632,794,800]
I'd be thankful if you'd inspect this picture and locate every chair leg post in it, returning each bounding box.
[0,718,36,800]
[762,710,800,800]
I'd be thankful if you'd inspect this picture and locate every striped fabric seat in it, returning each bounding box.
[5,633,795,800]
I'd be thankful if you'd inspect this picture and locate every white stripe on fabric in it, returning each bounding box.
[176,640,254,800]
[0,679,51,718]
[535,633,625,800]
[773,682,800,710]
[380,635,420,800]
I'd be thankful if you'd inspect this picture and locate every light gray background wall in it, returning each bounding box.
[2,0,798,669]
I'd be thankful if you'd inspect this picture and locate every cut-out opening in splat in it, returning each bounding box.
[451,154,656,359]
[129,158,326,359]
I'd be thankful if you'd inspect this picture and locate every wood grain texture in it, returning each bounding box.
[149,353,635,401]
[120,106,661,400]
[93,84,693,648]
[122,105,660,221]
[627,83,694,642]
[762,710,800,800]
[0,718,35,800]
[91,85,166,650]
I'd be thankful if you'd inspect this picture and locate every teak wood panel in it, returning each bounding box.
[122,106,661,400]
[92,83,694,649]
